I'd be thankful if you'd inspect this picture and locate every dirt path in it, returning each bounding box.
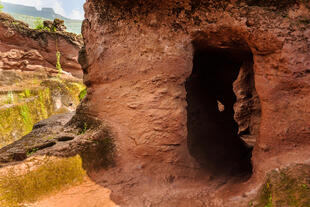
[28,178,119,207]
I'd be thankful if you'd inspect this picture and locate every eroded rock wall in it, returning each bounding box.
[0,13,83,78]
[0,73,85,148]
[0,13,86,148]
[79,0,309,206]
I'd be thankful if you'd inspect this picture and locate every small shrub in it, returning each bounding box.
[34,17,50,31]
[34,17,44,29]
[79,88,87,101]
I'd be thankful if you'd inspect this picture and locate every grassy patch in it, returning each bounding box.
[0,155,85,207]
[23,89,31,98]
[19,105,33,133]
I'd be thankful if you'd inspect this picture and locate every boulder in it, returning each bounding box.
[53,18,67,32]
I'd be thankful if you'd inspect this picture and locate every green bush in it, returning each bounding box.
[34,17,50,31]
[0,1,3,12]
[34,17,44,29]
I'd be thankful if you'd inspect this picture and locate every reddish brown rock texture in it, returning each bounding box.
[0,13,83,78]
[79,0,310,206]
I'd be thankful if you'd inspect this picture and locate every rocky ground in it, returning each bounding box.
[28,179,118,207]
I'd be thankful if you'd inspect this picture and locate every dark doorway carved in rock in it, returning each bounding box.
[186,43,261,176]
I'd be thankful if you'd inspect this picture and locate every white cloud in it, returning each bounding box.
[69,9,83,20]
[52,1,65,17]
[3,0,47,10]
[2,0,83,19]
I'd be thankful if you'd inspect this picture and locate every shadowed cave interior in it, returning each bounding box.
[186,45,258,176]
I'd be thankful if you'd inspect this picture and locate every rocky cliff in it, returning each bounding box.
[0,14,85,149]
[0,13,83,78]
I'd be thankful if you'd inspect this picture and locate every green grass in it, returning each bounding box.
[19,105,33,132]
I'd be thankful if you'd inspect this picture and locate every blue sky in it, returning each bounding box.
[2,0,85,20]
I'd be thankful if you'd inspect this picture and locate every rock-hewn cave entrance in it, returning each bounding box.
[186,45,260,176]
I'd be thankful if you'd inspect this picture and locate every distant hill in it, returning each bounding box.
[2,2,82,34]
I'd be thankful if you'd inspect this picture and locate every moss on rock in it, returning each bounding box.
[253,164,310,207]
[0,155,85,207]
[0,79,85,148]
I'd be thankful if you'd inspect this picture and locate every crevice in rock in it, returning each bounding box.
[56,136,75,142]
[35,141,56,150]
[186,45,260,177]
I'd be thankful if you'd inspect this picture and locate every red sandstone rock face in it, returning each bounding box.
[80,0,310,206]
[0,13,83,78]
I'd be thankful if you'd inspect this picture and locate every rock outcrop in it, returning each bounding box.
[77,0,310,206]
[0,13,85,148]
[0,13,83,78]
[43,19,67,32]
